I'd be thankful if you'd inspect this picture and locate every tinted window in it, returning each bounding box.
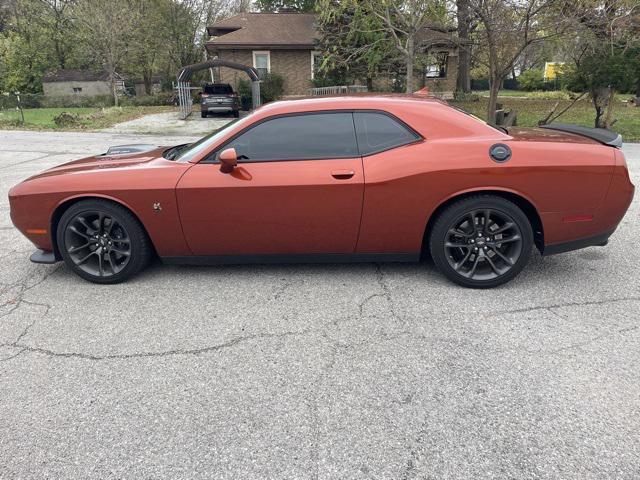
[204,84,232,94]
[222,113,358,161]
[354,112,420,155]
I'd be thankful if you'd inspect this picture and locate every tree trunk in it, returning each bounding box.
[366,76,374,91]
[143,71,152,95]
[110,73,119,107]
[405,37,415,94]
[487,74,501,123]
[455,0,471,93]
[603,87,616,128]
[592,86,611,128]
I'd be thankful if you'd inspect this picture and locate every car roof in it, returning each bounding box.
[257,94,447,115]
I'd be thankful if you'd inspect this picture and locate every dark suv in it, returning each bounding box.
[200,83,240,118]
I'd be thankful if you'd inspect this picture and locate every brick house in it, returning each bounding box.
[205,13,317,96]
[205,13,459,97]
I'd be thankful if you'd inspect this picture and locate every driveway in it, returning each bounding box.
[102,111,232,136]
[1,130,638,479]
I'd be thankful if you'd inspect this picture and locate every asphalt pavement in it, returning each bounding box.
[0,130,638,479]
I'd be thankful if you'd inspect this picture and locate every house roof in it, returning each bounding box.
[42,69,110,83]
[206,13,317,51]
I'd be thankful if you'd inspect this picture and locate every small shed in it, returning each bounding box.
[42,70,124,98]
[134,75,163,96]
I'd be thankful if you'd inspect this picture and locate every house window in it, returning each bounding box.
[252,51,270,78]
[425,52,448,78]
[311,51,323,80]
[72,87,83,93]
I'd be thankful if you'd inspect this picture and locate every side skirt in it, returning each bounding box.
[161,252,421,266]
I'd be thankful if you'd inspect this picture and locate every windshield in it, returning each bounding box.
[173,115,253,162]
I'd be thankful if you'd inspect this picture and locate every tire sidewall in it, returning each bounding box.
[430,196,533,288]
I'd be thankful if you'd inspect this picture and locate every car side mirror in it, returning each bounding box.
[219,147,237,173]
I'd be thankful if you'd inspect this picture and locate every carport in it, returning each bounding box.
[176,59,261,120]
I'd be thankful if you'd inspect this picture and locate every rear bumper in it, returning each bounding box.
[542,228,616,256]
[203,106,236,112]
[200,102,240,112]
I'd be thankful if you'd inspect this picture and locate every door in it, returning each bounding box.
[176,112,364,256]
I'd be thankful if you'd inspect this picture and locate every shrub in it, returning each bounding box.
[518,69,545,91]
[260,73,285,103]
[453,90,480,102]
[471,78,490,90]
[121,92,175,106]
[53,111,82,127]
[40,94,114,108]
[238,74,285,107]
[237,78,252,110]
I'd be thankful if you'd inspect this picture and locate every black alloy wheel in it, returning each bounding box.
[430,195,533,288]
[57,200,152,284]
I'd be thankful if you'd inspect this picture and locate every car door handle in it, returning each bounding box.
[331,170,355,179]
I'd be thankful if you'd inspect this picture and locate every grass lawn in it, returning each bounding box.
[0,106,175,130]
[450,97,640,142]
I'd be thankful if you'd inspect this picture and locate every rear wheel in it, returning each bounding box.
[429,195,533,288]
[57,199,152,284]
[201,111,207,118]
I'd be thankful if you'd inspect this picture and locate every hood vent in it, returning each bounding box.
[97,144,158,157]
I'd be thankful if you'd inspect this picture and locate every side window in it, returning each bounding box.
[354,112,420,156]
[221,113,358,161]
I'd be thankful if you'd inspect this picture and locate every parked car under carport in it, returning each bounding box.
[200,83,240,118]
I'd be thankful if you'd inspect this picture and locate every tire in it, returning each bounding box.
[201,111,207,118]
[56,199,152,284]
[429,195,533,288]
[232,110,240,118]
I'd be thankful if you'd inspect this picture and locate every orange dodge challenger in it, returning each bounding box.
[8,96,635,288]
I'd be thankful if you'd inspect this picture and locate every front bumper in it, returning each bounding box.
[30,249,58,264]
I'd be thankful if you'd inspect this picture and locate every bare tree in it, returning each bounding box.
[361,0,450,93]
[563,0,640,128]
[469,0,562,122]
[35,0,75,69]
[75,0,140,106]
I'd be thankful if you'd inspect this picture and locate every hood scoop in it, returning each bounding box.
[97,144,159,157]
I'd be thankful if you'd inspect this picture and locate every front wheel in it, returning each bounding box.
[429,195,533,288]
[57,200,152,284]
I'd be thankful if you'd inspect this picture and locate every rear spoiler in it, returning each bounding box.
[540,123,622,148]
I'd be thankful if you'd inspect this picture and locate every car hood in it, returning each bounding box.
[25,145,169,181]
[507,127,601,145]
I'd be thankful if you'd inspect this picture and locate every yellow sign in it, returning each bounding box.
[544,62,565,81]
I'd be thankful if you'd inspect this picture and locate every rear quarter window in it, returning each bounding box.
[204,84,233,94]
[354,112,420,155]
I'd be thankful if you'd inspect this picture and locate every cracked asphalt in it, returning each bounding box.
[1,130,639,479]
